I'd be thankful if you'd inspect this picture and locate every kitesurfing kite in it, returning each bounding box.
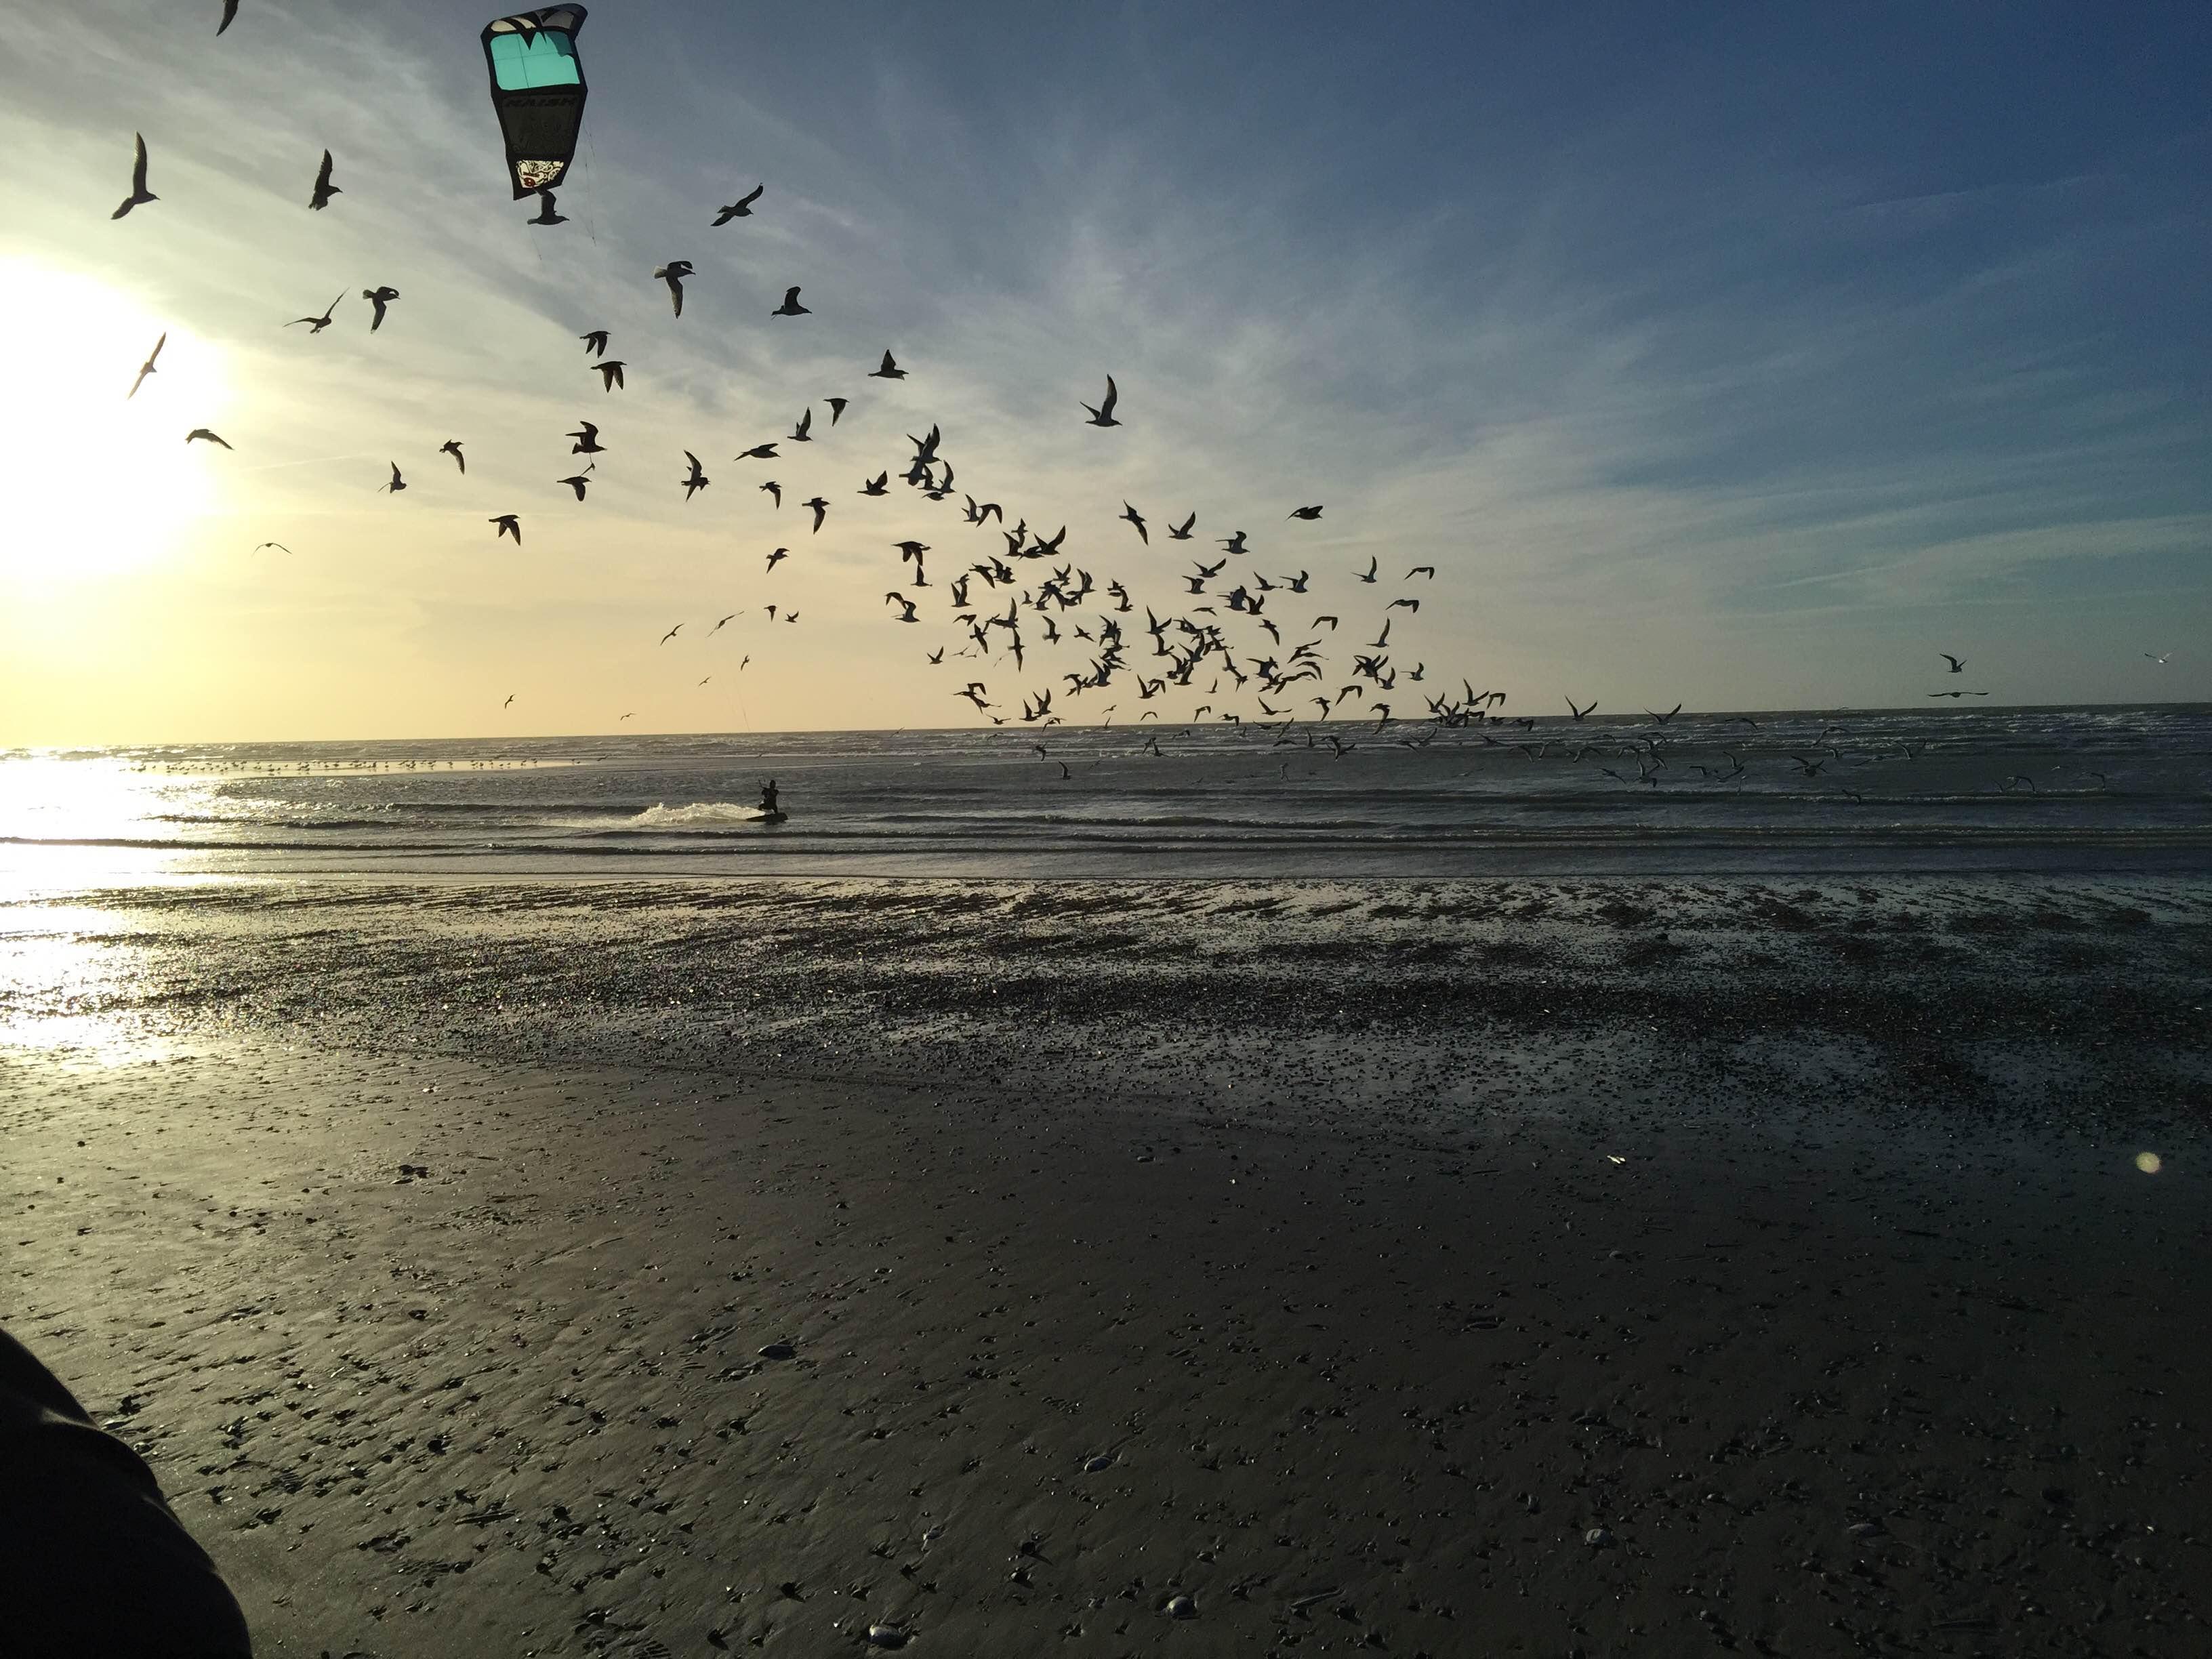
[480,7,589,199]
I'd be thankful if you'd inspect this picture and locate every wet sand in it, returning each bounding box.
[5,1033,2207,1658]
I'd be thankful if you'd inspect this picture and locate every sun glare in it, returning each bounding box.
[0,258,232,582]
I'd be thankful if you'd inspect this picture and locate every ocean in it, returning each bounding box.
[2,704,2207,888]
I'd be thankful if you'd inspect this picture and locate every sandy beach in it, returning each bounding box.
[4,875,2209,1656]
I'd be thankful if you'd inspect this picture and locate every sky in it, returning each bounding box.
[1,0,2207,743]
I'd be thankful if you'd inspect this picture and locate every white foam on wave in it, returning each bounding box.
[630,801,772,829]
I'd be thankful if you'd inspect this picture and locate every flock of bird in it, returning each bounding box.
[117,10,2178,798]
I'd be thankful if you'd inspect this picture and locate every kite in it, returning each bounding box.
[480,7,590,199]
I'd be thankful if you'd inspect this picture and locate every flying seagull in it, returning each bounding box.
[1121,503,1148,544]
[362,286,399,331]
[826,396,848,424]
[1288,505,1323,520]
[594,360,626,391]
[660,624,682,645]
[568,420,604,453]
[380,462,406,493]
[869,350,905,380]
[127,333,165,399]
[251,541,291,555]
[579,329,609,357]
[2144,650,2174,664]
[529,190,567,226]
[790,407,812,443]
[1167,512,1196,541]
[885,592,920,623]
[759,480,781,507]
[1081,375,1120,427]
[654,261,694,317]
[765,547,788,571]
[708,612,739,634]
[859,471,888,495]
[1565,696,1597,721]
[308,149,340,210]
[680,451,710,499]
[504,694,514,708]
[439,439,466,474]
[712,184,764,224]
[489,514,521,544]
[287,293,343,333]
[802,496,829,533]
[184,428,232,449]
[218,0,239,33]
[1940,653,1965,674]
[773,286,809,317]
[112,133,157,219]
[735,442,777,459]
[556,472,591,500]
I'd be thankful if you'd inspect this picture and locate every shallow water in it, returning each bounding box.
[3,704,2207,885]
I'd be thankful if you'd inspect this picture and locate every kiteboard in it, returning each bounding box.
[757,811,787,825]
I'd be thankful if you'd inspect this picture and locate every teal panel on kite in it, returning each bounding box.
[488,30,582,92]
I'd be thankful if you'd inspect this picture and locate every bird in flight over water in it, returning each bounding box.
[308,149,339,210]
[1940,653,1966,674]
[713,184,763,224]
[113,133,157,218]
[127,333,165,398]
[2144,650,2173,664]
[1081,375,1120,427]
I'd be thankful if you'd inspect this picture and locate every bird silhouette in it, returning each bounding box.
[439,439,466,474]
[308,149,340,210]
[1940,653,1966,674]
[1288,505,1323,520]
[859,472,888,495]
[127,333,164,399]
[579,330,609,357]
[379,462,406,493]
[112,133,157,218]
[790,407,812,443]
[218,0,239,33]
[735,442,778,459]
[1565,696,1597,721]
[361,286,399,331]
[759,480,781,507]
[287,293,343,333]
[869,350,905,380]
[251,541,291,555]
[885,592,920,623]
[826,396,848,424]
[765,548,789,571]
[1081,375,1120,427]
[712,184,764,224]
[1121,503,1149,544]
[708,612,740,634]
[773,286,810,317]
[659,624,682,645]
[654,261,694,316]
[680,451,710,499]
[802,497,829,533]
[594,360,626,391]
[1167,512,1196,541]
[568,420,605,454]
[184,428,232,449]
[489,514,521,544]
[556,472,591,500]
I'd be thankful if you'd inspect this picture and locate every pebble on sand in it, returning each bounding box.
[758,1341,796,1359]
[865,1623,909,1648]
[1583,1527,1616,1549]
